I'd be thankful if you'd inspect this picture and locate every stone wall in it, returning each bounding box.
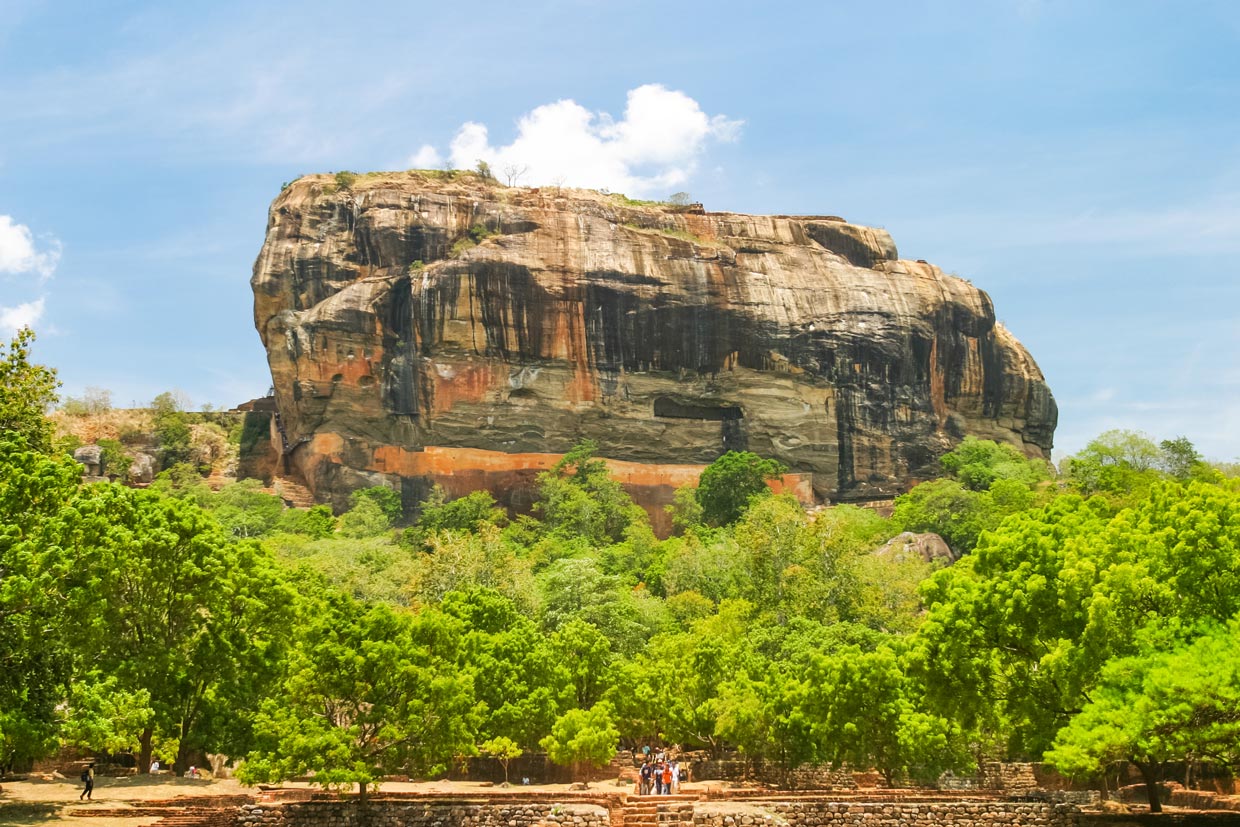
[239,799,1084,827]
[693,800,1079,827]
[688,760,857,790]
[239,800,610,827]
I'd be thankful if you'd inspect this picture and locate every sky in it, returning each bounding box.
[1,0,1238,461]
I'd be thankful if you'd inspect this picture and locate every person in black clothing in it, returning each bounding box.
[79,763,95,800]
[639,761,653,795]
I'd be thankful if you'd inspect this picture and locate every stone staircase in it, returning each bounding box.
[617,795,697,827]
[71,795,254,827]
[271,476,316,509]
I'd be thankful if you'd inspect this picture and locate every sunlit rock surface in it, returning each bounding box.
[252,173,1056,525]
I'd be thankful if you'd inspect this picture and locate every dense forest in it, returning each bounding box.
[3,329,1239,811]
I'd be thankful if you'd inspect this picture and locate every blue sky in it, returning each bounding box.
[2,0,1238,461]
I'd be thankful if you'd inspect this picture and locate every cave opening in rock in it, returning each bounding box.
[653,397,743,421]
[653,396,748,452]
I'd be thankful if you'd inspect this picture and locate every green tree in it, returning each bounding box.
[351,486,404,525]
[1046,624,1240,813]
[534,440,645,544]
[442,588,569,748]
[892,477,1033,556]
[207,479,284,538]
[539,557,650,653]
[480,736,523,785]
[410,524,535,611]
[0,328,60,453]
[338,495,392,538]
[550,618,614,710]
[59,677,154,756]
[50,484,295,773]
[939,436,1049,491]
[803,645,968,787]
[151,391,192,470]
[1158,436,1205,482]
[0,435,81,771]
[539,702,619,784]
[95,438,133,482]
[911,479,1240,759]
[695,451,786,526]
[1062,429,1163,497]
[413,486,507,542]
[240,596,479,798]
[275,504,337,538]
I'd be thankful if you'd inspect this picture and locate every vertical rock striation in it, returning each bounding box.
[252,172,1056,522]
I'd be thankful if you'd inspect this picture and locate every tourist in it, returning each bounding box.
[653,761,664,795]
[150,760,160,774]
[661,762,673,795]
[79,762,95,801]
[670,760,680,793]
[639,760,653,795]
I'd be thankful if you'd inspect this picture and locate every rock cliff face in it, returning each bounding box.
[252,172,1056,524]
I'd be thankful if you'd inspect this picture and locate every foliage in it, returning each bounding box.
[151,391,192,470]
[266,533,416,605]
[539,702,619,782]
[96,438,132,481]
[338,496,392,538]
[891,477,1034,556]
[275,504,336,538]
[0,435,81,771]
[535,440,646,545]
[209,479,284,538]
[443,589,568,748]
[481,735,523,785]
[51,483,296,771]
[1046,623,1240,813]
[912,479,1240,758]
[803,645,969,786]
[696,451,786,526]
[0,328,60,453]
[59,677,153,755]
[334,171,358,189]
[406,486,507,549]
[240,596,479,796]
[410,524,535,611]
[350,485,404,525]
[59,387,112,417]
[939,436,1050,491]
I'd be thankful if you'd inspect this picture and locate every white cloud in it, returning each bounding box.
[407,144,442,169]
[0,297,45,335]
[440,84,742,195]
[0,215,59,279]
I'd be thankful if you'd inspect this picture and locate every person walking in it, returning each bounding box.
[79,762,95,801]
[661,762,673,795]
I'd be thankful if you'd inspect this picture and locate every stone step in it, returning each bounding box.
[271,476,317,508]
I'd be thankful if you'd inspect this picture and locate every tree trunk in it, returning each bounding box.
[138,726,154,775]
[1134,760,1164,814]
[174,740,192,777]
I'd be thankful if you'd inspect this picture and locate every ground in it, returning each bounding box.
[0,776,699,827]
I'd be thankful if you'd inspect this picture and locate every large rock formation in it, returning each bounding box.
[252,172,1056,523]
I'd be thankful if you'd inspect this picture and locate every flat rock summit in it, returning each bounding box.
[252,172,1056,524]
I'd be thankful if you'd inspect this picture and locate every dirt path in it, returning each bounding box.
[0,776,249,827]
[0,776,666,827]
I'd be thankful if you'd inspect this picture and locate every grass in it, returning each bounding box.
[621,222,715,247]
[611,193,671,208]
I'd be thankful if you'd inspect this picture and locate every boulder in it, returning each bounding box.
[874,531,958,565]
[251,173,1057,529]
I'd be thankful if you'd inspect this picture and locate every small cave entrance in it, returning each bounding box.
[653,396,748,452]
